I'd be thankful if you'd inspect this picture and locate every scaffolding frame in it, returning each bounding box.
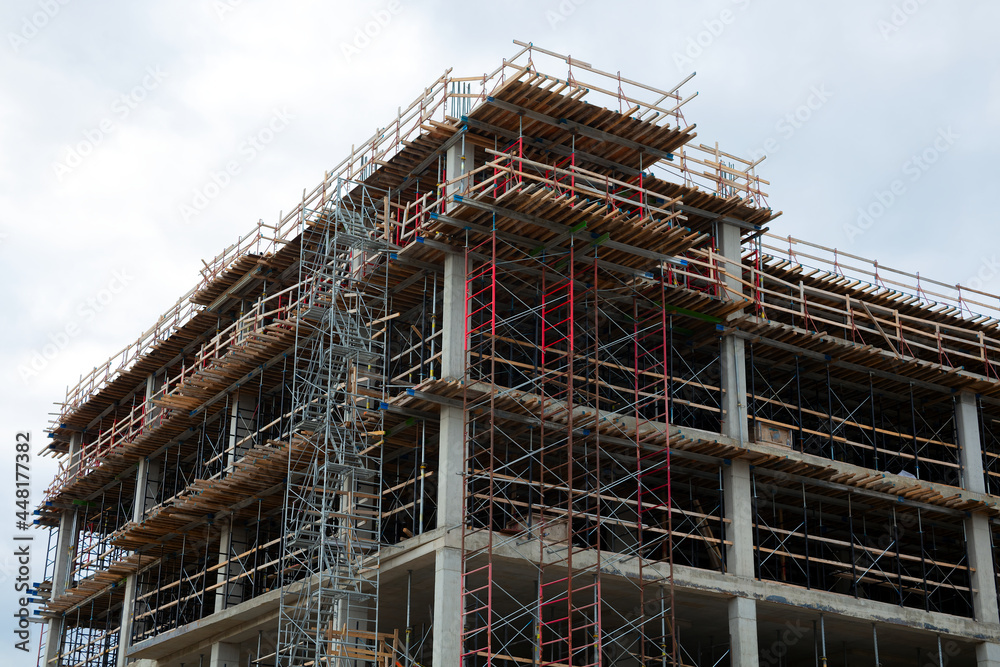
[277,179,390,667]
[33,43,1000,667]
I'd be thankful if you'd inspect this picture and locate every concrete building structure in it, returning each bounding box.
[34,43,1000,667]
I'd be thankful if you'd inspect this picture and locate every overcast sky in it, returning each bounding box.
[1,0,998,659]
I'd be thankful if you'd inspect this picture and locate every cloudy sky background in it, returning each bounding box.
[1,0,999,659]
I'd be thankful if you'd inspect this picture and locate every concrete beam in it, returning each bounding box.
[468,529,1000,644]
[130,593,280,662]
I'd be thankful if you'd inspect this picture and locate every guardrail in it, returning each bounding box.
[760,233,1000,324]
[50,41,761,442]
[734,248,1000,380]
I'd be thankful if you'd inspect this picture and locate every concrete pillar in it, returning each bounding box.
[432,547,462,667]
[209,641,241,667]
[958,392,986,494]
[437,251,466,530]
[433,250,465,664]
[445,134,474,210]
[42,434,81,667]
[440,233,466,379]
[119,375,159,667]
[728,597,758,664]
[718,221,759,664]
[215,519,246,612]
[437,409,464,530]
[955,391,1000,660]
[143,374,159,427]
[132,456,162,523]
[119,451,161,667]
[227,390,257,472]
[977,642,1000,667]
[337,596,376,667]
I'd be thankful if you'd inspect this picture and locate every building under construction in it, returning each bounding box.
[34,42,1000,666]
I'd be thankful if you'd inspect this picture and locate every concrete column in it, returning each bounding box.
[440,230,466,379]
[432,546,462,667]
[721,331,753,578]
[227,390,257,472]
[958,391,986,494]
[337,596,376,667]
[718,221,759,664]
[42,434,81,667]
[215,519,246,612]
[132,456,162,523]
[438,409,464,530]
[118,375,158,667]
[955,391,1000,664]
[143,374,159,427]
[723,458,758,664]
[209,641,241,667]
[728,597,758,664]
[437,251,466,530]
[977,642,1000,667]
[445,134,474,210]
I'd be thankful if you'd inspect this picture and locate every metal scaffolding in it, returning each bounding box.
[32,43,1000,667]
[277,179,390,667]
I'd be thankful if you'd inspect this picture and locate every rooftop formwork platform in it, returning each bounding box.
[33,42,1000,667]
